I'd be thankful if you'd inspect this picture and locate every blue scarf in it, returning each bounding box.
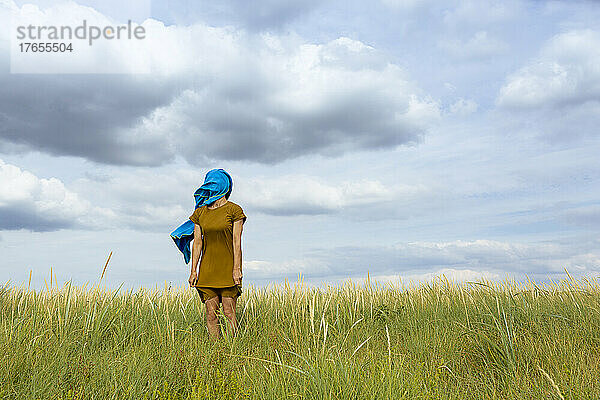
[170,168,233,264]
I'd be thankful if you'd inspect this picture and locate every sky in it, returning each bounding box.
[0,0,599,290]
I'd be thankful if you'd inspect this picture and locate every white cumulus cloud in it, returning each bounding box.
[497,29,600,109]
[0,159,113,231]
[236,174,426,215]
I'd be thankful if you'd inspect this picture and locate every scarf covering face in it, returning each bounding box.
[170,168,233,264]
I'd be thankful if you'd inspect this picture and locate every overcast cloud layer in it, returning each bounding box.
[1,0,599,290]
[1,2,438,165]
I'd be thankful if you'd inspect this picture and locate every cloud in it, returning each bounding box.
[247,239,600,283]
[139,36,440,165]
[563,206,600,228]
[439,31,509,61]
[380,0,434,11]
[0,74,181,165]
[70,167,199,231]
[66,167,422,231]
[0,159,113,231]
[248,265,501,289]
[226,0,322,30]
[244,258,330,281]
[448,98,478,116]
[497,29,600,109]
[1,2,439,166]
[154,0,323,31]
[442,0,521,28]
[236,174,425,216]
[494,29,600,143]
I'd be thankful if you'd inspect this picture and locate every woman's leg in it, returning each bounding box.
[221,296,238,338]
[205,296,221,341]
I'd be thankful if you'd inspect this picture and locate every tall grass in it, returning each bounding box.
[1,274,599,399]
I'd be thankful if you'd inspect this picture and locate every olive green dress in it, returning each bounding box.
[189,201,246,302]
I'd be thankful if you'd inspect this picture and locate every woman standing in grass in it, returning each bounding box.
[171,168,247,340]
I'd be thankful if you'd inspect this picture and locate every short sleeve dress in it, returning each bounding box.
[189,201,247,288]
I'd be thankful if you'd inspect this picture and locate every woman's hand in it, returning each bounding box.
[232,269,243,285]
[188,271,198,287]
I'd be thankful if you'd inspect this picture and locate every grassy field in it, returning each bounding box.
[1,274,599,399]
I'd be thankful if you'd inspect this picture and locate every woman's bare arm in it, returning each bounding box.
[189,224,202,286]
[232,219,244,284]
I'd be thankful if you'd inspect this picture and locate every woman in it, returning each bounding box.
[172,168,246,340]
